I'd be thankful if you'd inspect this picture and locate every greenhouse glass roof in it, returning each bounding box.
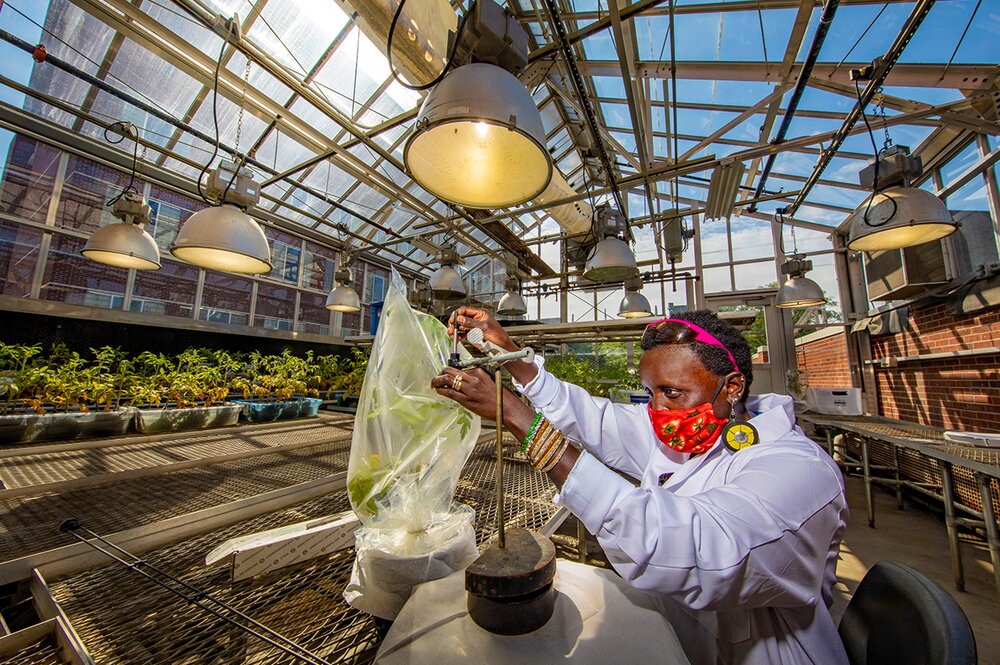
[0,0,996,317]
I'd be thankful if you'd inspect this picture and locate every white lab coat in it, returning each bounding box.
[514,357,850,665]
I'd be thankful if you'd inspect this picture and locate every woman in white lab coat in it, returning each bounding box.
[431,308,849,665]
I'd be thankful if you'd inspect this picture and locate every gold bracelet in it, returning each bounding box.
[539,438,570,473]
[530,430,556,466]
[536,435,564,471]
[527,420,551,460]
[532,426,563,468]
[530,419,551,447]
[531,427,560,467]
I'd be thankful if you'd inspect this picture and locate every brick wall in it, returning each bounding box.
[870,303,1000,433]
[795,329,853,388]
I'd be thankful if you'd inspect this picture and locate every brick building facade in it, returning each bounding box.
[869,303,1000,433]
[793,303,1000,433]
[795,328,853,389]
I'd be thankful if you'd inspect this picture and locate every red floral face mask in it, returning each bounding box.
[647,380,729,454]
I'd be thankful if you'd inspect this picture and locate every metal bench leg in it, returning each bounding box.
[891,444,904,510]
[940,462,965,592]
[823,429,834,458]
[975,471,1000,599]
[861,438,875,528]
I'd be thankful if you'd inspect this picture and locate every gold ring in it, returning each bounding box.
[452,375,463,393]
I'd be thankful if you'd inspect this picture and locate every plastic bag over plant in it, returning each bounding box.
[347,270,480,531]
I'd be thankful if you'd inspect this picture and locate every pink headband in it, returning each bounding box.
[645,318,738,371]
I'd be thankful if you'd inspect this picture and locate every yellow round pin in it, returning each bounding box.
[722,421,759,452]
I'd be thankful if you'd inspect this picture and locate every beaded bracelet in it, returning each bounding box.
[522,412,545,451]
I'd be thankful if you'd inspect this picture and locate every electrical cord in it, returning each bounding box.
[854,79,897,228]
[829,3,889,80]
[386,0,479,91]
[103,121,140,207]
[197,38,227,206]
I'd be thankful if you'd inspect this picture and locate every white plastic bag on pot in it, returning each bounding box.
[343,505,479,619]
[344,269,481,618]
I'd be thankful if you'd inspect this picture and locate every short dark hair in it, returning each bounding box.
[640,310,753,392]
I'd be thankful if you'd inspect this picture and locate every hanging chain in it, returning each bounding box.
[233,56,252,165]
[874,86,892,154]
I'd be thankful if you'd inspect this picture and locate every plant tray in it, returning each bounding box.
[133,403,242,434]
[0,408,135,446]
[231,398,323,423]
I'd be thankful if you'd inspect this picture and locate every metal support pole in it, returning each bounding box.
[974,471,1000,599]
[861,438,875,528]
[891,444,904,510]
[577,518,587,563]
[940,462,965,592]
[495,368,505,550]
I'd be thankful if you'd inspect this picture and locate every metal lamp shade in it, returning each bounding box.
[775,275,827,308]
[497,290,527,316]
[429,265,467,300]
[618,291,652,318]
[325,285,361,312]
[847,186,956,251]
[82,222,161,270]
[170,204,272,274]
[403,63,552,208]
[583,237,639,282]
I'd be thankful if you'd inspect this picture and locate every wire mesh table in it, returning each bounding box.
[46,436,560,665]
[798,411,1000,598]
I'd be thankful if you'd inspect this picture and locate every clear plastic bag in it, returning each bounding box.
[346,269,480,529]
[344,270,481,617]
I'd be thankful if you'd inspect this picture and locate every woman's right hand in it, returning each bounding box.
[447,306,518,353]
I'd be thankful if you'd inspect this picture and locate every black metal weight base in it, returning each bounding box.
[465,528,557,635]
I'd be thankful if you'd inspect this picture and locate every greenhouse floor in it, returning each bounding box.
[832,475,1000,664]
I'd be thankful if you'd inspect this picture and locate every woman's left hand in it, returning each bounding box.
[431,367,499,420]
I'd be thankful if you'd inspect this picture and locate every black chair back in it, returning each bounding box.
[838,560,977,665]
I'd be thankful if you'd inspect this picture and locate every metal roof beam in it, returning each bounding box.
[541,0,915,21]
[576,61,998,90]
